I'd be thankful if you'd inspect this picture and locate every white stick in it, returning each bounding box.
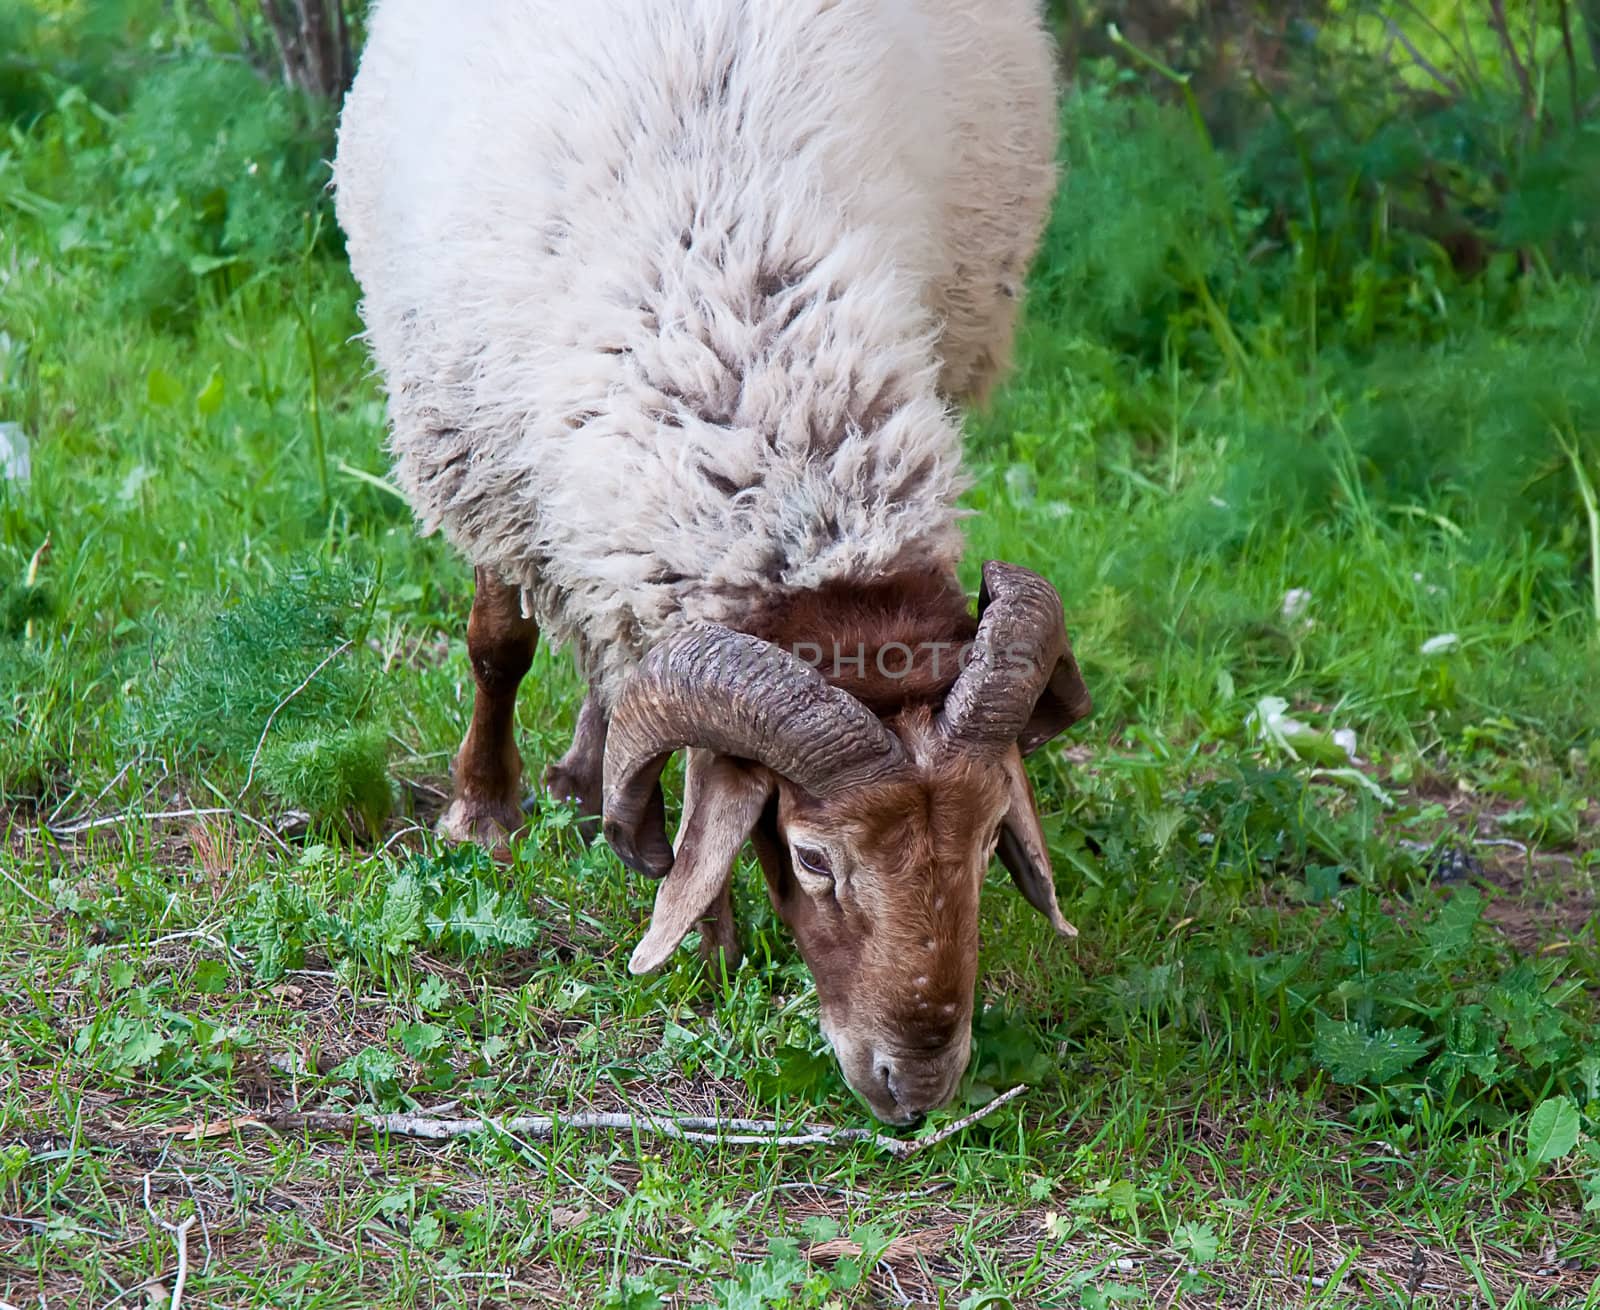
[241,640,354,795]
[101,927,248,967]
[44,807,233,838]
[142,1173,203,1310]
[168,1215,197,1310]
[0,860,50,910]
[213,1084,1030,1158]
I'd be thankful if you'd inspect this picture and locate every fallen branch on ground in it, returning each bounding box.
[142,1173,202,1310]
[170,1084,1028,1158]
[43,807,234,837]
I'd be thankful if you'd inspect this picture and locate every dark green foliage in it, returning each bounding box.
[134,562,389,829]
[80,57,331,323]
[0,579,51,638]
[0,0,146,119]
[235,844,549,981]
[1031,81,1245,352]
[115,59,328,266]
[255,722,393,835]
[21,48,334,325]
[1067,761,1599,1126]
[137,562,372,753]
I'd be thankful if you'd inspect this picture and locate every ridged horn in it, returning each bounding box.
[603,623,906,876]
[937,561,1092,756]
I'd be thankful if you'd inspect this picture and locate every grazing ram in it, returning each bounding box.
[333,0,1091,1123]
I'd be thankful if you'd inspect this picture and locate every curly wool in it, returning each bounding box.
[334,0,1057,703]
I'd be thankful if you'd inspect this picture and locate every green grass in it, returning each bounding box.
[3,5,1600,1306]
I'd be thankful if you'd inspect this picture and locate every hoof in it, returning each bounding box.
[437,796,523,853]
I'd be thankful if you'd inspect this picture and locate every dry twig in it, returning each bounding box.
[0,859,51,910]
[142,1173,202,1310]
[102,927,247,967]
[1382,18,1461,96]
[241,638,354,795]
[47,758,137,828]
[172,1084,1030,1157]
[44,807,233,838]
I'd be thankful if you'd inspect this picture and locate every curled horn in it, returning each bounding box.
[937,561,1092,756]
[603,623,906,877]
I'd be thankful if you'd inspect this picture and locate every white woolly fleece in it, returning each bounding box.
[333,0,1057,703]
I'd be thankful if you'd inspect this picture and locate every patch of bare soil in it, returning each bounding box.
[3,1118,1591,1309]
[1395,781,1598,952]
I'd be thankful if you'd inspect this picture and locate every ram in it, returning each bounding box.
[334,0,1091,1123]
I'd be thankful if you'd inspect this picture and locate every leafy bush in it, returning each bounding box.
[1032,80,1246,354]
[255,722,393,836]
[20,53,334,325]
[236,844,551,980]
[1066,760,1600,1126]
[115,59,327,269]
[133,562,389,829]
[0,0,145,119]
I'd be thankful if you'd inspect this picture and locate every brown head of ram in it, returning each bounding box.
[602,561,1091,1124]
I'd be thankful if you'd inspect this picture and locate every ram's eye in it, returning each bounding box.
[793,844,833,879]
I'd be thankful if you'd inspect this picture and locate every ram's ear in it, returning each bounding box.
[995,746,1077,938]
[628,751,773,974]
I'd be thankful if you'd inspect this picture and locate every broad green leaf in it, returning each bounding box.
[416,975,450,1010]
[1106,1180,1141,1217]
[377,874,425,953]
[1312,1013,1431,1085]
[409,1212,441,1250]
[1526,1096,1582,1166]
[195,368,225,416]
[187,253,239,276]
[191,959,229,994]
[146,367,183,407]
[120,1025,166,1068]
[397,1021,445,1059]
[425,884,539,952]
[1424,886,1482,956]
[1174,1220,1220,1265]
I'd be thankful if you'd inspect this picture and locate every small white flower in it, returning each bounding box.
[1250,696,1307,756]
[1281,589,1313,622]
[0,422,28,485]
[1004,463,1035,503]
[1331,728,1360,764]
[1209,495,1230,510]
[1420,633,1460,655]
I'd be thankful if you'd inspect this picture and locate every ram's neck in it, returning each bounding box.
[740,570,978,714]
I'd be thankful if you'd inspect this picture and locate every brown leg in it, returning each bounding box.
[439,567,538,849]
[541,690,606,830]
